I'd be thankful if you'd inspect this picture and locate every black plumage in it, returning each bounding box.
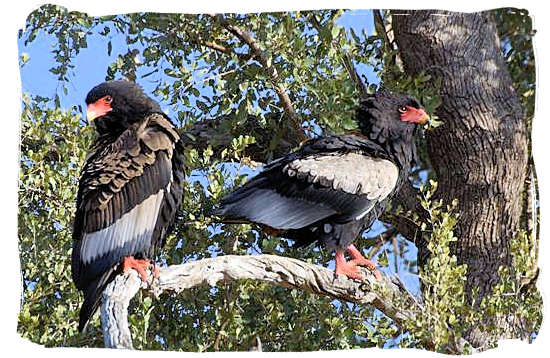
[71,81,185,331]
[215,90,428,280]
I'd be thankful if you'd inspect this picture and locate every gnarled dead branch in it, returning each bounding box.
[101,254,419,349]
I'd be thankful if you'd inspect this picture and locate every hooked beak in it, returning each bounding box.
[402,106,430,124]
[86,101,112,123]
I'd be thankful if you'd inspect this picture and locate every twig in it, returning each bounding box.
[367,227,398,259]
[213,318,230,351]
[391,274,422,311]
[341,52,368,97]
[373,10,392,54]
[391,236,400,273]
[249,335,262,351]
[307,14,367,97]
[373,10,400,71]
[189,32,256,61]
[207,14,307,142]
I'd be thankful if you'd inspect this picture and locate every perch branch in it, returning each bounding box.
[101,273,143,349]
[101,254,419,349]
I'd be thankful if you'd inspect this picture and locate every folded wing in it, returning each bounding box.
[71,114,185,331]
[216,136,399,231]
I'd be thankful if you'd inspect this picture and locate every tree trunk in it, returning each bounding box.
[392,10,528,345]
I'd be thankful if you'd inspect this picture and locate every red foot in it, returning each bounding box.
[122,256,151,281]
[334,249,364,280]
[334,245,382,281]
[347,245,377,270]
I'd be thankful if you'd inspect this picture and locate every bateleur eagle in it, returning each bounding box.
[214,90,428,280]
[71,81,185,332]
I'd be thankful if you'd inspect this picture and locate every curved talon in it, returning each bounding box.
[152,264,160,279]
[334,245,383,281]
[122,256,151,281]
[335,249,364,281]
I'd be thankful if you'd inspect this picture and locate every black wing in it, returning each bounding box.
[71,113,184,331]
[215,134,398,231]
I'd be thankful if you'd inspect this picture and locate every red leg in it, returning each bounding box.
[334,249,364,280]
[346,244,382,280]
[122,256,151,281]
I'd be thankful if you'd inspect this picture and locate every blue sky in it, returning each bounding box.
[19,10,377,112]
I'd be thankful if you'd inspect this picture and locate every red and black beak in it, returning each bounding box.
[400,106,430,124]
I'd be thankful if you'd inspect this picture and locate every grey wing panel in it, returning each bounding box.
[284,152,399,200]
[79,190,165,265]
[217,188,337,230]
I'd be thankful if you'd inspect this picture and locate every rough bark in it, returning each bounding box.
[101,273,142,349]
[392,10,528,346]
[101,254,421,349]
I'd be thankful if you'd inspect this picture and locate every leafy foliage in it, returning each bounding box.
[17,5,539,353]
[18,95,101,346]
[394,182,542,353]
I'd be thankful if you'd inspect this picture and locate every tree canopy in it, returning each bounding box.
[17,5,541,353]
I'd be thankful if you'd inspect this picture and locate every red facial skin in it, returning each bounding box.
[87,95,113,121]
[399,105,429,124]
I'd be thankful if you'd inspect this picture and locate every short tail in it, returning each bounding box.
[78,267,118,332]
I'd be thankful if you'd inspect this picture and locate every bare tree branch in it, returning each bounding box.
[373,10,393,57]
[180,112,302,162]
[207,14,307,142]
[101,254,419,349]
[341,52,368,97]
[187,32,256,61]
[373,9,404,73]
[307,14,367,97]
